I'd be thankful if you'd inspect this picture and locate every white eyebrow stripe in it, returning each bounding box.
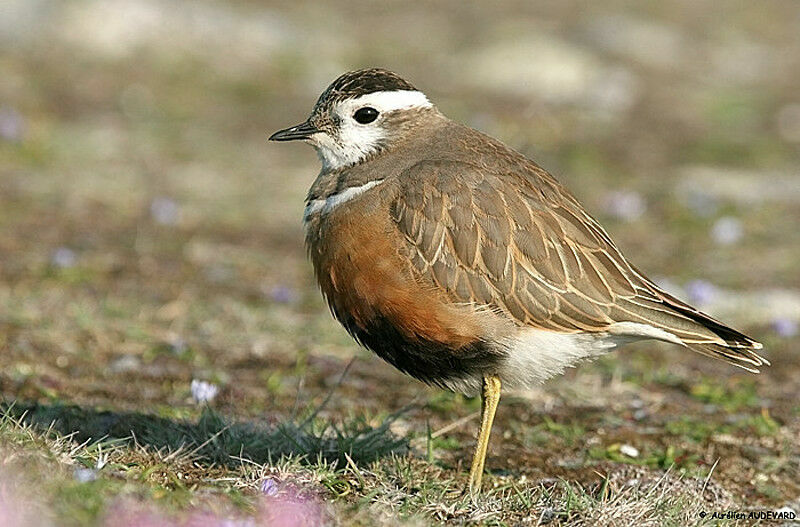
[347,90,432,112]
[303,179,384,223]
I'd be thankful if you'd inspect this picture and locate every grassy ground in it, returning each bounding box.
[1,1,799,525]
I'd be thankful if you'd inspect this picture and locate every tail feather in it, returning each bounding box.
[683,342,769,373]
[618,269,768,373]
[662,294,762,349]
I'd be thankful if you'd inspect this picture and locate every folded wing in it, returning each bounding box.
[389,159,767,372]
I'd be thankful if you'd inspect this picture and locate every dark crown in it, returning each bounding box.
[313,69,417,112]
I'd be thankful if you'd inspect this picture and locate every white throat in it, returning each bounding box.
[310,90,432,171]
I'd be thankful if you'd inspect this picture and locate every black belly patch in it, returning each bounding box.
[335,312,503,389]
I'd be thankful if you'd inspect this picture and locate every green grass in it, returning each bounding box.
[0,390,768,526]
[3,401,408,469]
[688,379,760,411]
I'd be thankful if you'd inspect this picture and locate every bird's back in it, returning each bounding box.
[386,120,767,372]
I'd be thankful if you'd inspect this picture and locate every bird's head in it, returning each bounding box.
[270,69,438,171]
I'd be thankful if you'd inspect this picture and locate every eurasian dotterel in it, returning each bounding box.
[269,68,768,495]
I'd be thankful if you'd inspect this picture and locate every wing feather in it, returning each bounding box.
[388,157,765,371]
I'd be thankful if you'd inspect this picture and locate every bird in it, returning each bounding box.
[269,68,768,496]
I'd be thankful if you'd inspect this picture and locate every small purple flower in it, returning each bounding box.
[74,468,98,483]
[686,279,719,305]
[269,285,295,304]
[150,197,180,225]
[260,478,279,496]
[191,380,219,404]
[711,216,743,246]
[51,247,77,268]
[0,107,24,142]
[604,190,646,221]
[772,318,798,338]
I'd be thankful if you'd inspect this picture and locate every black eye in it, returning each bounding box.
[353,107,379,124]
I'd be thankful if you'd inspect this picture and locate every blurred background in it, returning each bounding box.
[0,1,799,525]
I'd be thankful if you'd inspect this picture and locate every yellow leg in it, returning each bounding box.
[468,375,502,497]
